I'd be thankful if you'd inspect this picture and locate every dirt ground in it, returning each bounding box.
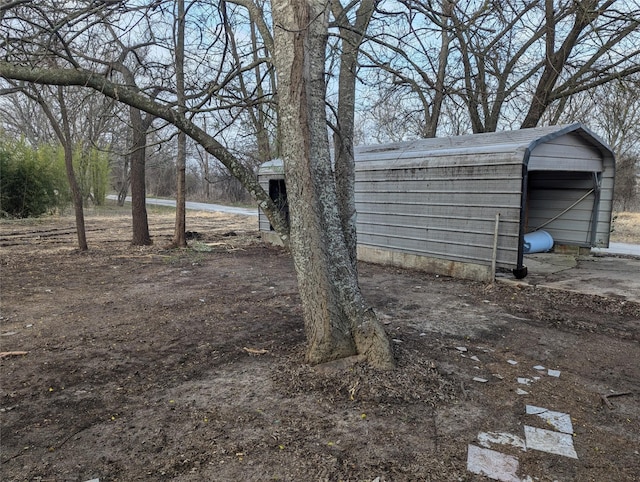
[1,206,639,482]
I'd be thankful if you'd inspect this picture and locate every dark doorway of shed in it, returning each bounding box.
[526,170,599,249]
[268,179,289,231]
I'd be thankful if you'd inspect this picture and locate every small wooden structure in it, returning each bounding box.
[258,124,615,281]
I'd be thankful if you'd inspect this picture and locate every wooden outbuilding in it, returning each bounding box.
[258,123,615,281]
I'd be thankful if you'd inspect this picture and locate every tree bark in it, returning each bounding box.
[272,0,393,368]
[331,0,374,268]
[130,105,152,246]
[117,158,129,206]
[171,0,187,249]
[172,130,187,248]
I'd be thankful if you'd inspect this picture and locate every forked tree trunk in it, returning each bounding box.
[272,0,394,368]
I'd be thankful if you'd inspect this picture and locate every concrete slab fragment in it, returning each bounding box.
[524,426,578,459]
[526,405,573,434]
[478,432,526,451]
[531,255,640,302]
[497,253,640,303]
[467,444,522,482]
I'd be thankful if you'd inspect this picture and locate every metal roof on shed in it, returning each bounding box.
[256,124,614,173]
[353,123,614,169]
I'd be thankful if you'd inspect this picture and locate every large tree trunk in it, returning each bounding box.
[130,106,152,246]
[272,0,393,368]
[172,129,187,248]
[170,0,187,249]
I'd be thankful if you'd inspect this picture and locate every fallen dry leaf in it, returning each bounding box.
[0,351,28,358]
[243,347,269,355]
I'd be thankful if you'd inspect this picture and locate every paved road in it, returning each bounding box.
[591,242,640,257]
[107,195,258,216]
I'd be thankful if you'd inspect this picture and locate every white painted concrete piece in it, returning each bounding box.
[467,444,522,482]
[478,432,527,452]
[526,405,573,434]
[524,426,578,459]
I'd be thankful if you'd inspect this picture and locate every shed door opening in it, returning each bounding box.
[526,170,599,247]
[268,179,289,231]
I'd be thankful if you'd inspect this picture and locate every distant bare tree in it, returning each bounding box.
[0,76,123,249]
[357,0,454,140]
[30,85,88,250]
[540,75,640,210]
[521,0,640,128]
[356,1,640,138]
[614,154,640,212]
[0,93,56,144]
[108,47,157,245]
[587,79,640,211]
[450,0,640,132]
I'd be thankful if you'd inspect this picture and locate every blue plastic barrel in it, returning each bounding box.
[523,230,554,254]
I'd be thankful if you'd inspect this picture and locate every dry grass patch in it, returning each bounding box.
[611,211,640,243]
